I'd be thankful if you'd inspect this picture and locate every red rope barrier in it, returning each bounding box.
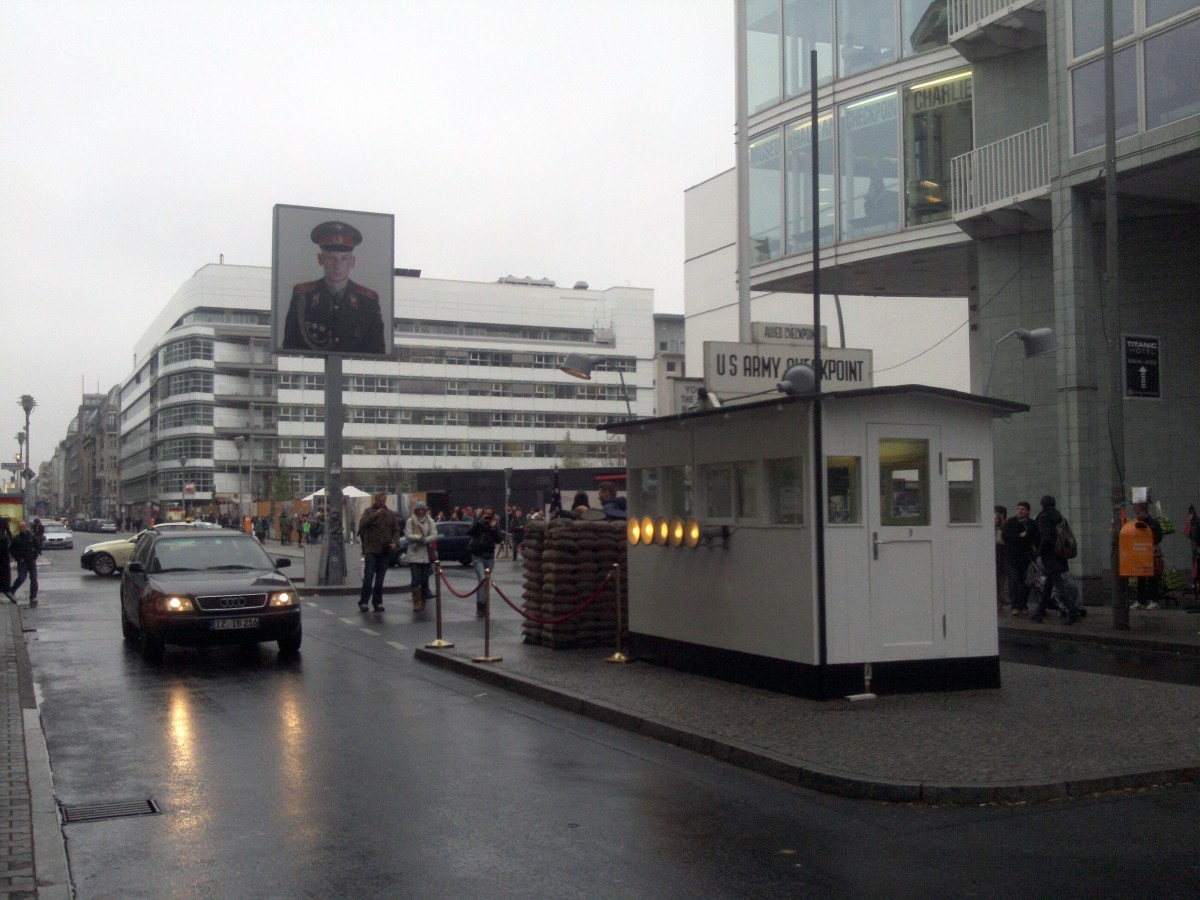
[437,566,483,599]
[492,569,615,625]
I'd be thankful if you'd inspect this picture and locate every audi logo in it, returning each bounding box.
[218,596,250,609]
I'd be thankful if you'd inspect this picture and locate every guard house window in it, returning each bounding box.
[839,91,900,240]
[903,70,972,227]
[662,465,693,519]
[703,465,734,519]
[767,456,805,525]
[735,461,759,521]
[631,468,659,517]
[826,455,861,524]
[749,131,783,262]
[947,458,980,524]
[879,438,930,526]
[836,0,898,77]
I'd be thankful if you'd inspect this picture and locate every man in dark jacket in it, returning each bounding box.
[1031,495,1081,624]
[0,518,12,602]
[9,520,40,606]
[1001,501,1040,615]
[468,509,502,617]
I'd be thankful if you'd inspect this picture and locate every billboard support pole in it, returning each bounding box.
[322,354,347,586]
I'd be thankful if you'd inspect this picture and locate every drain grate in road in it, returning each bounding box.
[60,798,161,824]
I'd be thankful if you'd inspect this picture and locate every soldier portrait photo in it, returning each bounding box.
[273,206,394,358]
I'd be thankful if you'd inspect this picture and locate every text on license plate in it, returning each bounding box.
[212,617,259,630]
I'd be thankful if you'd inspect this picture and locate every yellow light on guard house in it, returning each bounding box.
[640,515,655,546]
[668,516,684,547]
[626,517,641,546]
[684,517,702,549]
[653,517,669,545]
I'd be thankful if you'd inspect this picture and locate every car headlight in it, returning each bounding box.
[156,595,194,613]
[269,591,294,607]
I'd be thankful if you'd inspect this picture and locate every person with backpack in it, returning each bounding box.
[1031,495,1082,624]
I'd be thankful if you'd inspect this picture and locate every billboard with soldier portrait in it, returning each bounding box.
[272,204,395,358]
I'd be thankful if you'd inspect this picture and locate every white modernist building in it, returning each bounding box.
[118,263,654,520]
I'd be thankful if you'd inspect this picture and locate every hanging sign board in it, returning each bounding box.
[751,322,827,346]
[703,341,873,397]
[1123,334,1160,399]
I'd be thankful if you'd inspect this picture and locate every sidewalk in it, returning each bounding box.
[416,604,1200,805]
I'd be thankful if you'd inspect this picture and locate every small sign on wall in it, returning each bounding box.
[1123,334,1160,399]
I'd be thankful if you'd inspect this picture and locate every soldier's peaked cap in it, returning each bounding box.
[311,221,362,251]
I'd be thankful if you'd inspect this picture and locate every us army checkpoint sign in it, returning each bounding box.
[703,341,873,397]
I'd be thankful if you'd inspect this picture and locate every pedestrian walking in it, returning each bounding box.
[1001,501,1040,615]
[9,520,40,607]
[0,518,13,602]
[467,507,502,617]
[357,493,400,612]
[1031,496,1081,624]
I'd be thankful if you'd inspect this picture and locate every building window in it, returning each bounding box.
[1072,0,1135,57]
[903,70,972,227]
[836,0,898,77]
[749,131,783,262]
[661,465,693,519]
[826,455,861,524]
[746,0,782,113]
[1147,0,1199,26]
[767,456,805,524]
[1145,17,1200,129]
[839,91,901,240]
[901,0,948,56]
[785,113,836,254]
[783,0,834,96]
[703,465,733,519]
[947,458,980,524]
[1071,46,1138,152]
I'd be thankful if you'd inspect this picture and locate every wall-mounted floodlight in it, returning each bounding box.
[627,517,642,546]
[984,327,1058,395]
[668,516,685,547]
[653,517,669,545]
[684,517,702,548]
[559,352,634,418]
[639,515,655,546]
[777,363,817,396]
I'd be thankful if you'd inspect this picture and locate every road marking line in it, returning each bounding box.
[387,641,409,651]
[359,628,379,636]
[338,618,359,625]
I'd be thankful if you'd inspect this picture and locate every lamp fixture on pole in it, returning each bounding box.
[983,327,1059,396]
[18,395,35,520]
[559,352,634,419]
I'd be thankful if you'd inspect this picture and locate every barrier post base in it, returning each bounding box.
[605,652,634,664]
[425,638,454,649]
[471,655,503,664]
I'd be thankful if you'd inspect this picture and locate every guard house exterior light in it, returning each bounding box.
[984,327,1059,395]
[559,352,634,419]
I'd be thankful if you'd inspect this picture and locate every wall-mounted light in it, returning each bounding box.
[639,515,655,546]
[984,327,1058,395]
[559,352,634,418]
[668,516,685,547]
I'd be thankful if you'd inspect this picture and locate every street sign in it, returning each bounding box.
[703,341,873,398]
[751,322,827,345]
[1123,335,1160,399]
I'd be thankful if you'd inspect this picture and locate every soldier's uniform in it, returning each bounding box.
[282,221,386,355]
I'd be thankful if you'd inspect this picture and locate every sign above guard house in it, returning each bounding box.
[704,341,873,398]
[752,322,827,346]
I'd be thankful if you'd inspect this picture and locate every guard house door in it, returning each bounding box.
[866,425,945,661]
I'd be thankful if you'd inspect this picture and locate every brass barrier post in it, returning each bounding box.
[472,567,502,663]
[605,562,632,664]
[425,562,453,649]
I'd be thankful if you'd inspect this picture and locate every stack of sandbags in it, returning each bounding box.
[521,518,627,649]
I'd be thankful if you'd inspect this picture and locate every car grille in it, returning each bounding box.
[195,593,268,612]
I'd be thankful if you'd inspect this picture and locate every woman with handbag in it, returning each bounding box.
[404,501,437,612]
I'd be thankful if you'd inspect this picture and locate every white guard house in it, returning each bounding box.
[607,386,1027,700]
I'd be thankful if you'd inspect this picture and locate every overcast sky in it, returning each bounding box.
[1,0,736,473]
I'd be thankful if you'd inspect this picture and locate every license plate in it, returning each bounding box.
[212,617,259,631]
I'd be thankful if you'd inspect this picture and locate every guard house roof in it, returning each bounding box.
[603,384,1028,434]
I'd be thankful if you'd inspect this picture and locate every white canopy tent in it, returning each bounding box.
[301,486,372,502]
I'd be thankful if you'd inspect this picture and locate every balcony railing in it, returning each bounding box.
[951,123,1049,218]
[948,0,1047,59]
[948,0,1039,35]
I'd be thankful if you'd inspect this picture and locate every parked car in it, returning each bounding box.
[81,521,218,576]
[39,522,74,550]
[97,520,118,533]
[389,520,473,567]
[119,529,301,663]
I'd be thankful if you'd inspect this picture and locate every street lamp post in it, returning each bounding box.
[558,353,634,419]
[179,455,189,520]
[234,435,246,524]
[18,395,35,520]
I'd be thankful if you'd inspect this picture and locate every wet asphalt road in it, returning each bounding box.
[23,547,1200,898]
